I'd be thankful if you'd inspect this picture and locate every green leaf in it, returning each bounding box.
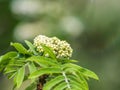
[27,56,57,67]
[14,66,25,88]
[53,81,67,90]
[58,58,78,63]
[41,44,56,59]
[4,58,25,73]
[8,72,17,79]
[43,75,64,90]
[28,62,36,73]
[25,40,38,55]
[25,82,36,90]
[0,56,2,63]
[11,42,29,54]
[75,73,89,90]
[6,63,24,67]
[29,67,62,79]
[51,74,88,90]
[4,69,16,74]
[63,63,99,80]
[0,52,18,72]
[69,59,78,63]
[70,82,83,90]
[79,68,99,80]
[0,51,17,64]
[68,75,87,90]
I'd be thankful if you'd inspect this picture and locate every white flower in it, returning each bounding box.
[34,35,73,58]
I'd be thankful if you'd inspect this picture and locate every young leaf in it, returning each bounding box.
[29,67,62,79]
[25,82,36,90]
[75,72,89,90]
[28,62,36,73]
[68,75,87,90]
[53,82,67,90]
[0,51,17,64]
[63,63,99,80]
[43,75,65,90]
[4,69,16,74]
[58,58,78,63]
[14,66,25,88]
[41,44,56,59]
[11,42,28,54]
[25,40,38,55]
[79,68,99,80]
[8,72,17,79]
[27,56,57,67]
[0,52,17,72]
[0,56,3,63]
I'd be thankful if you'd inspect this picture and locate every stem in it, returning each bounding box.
[37,81,42,90]
[62,71,71,89]
[37,75,48,90]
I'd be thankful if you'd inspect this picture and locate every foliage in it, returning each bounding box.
[0,40,99,90]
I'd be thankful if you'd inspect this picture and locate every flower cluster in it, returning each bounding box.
[33,35,73,58]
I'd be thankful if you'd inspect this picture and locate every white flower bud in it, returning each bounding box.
[33,35,73,58]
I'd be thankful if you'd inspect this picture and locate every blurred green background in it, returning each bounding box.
[0,0,120,90]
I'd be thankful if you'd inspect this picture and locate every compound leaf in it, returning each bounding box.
[11,42,29,54]
[25,40,38,55]
[29,67,61,79]
[14,66,25,88]
[43,75,64,90]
